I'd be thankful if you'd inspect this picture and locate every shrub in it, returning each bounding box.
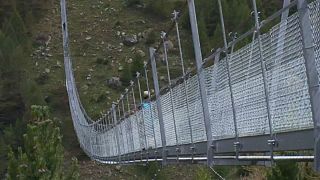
[6,106,79,180]
[267,160,299,180]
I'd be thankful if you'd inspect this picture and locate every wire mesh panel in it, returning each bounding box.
[173,82,192,144]
[143,107,156,148]
[263,13,313,133]
[136,110,146,149]
[92,133,100,157]
[61,0,320,161]
[123,118,132,153]
[309,0,320,81]
[125,118,134,153]
[110,128,118,156]
[206,58,236,140]
[117,124,124,155]
[161,93,177,146]
[205,64,219,138]
[98,133,106,157]
[186,75,206,142]
[229,39,269,137]
[151,101,162,148]
[103,131,110,157]
[131,115,141,151]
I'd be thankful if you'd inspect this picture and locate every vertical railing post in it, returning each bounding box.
[108,109,113,161]
[121,92,130,162]
[117,98,125,162]
[112,103,121,164]
[144,64,158,155]
[172,10,195,161]
[136,72,149,162]
[252,0,275,161]
[187,0,213,166]
[161,31,180,162]
[217,0,240,159]
[297,0,320,171]
[131,82,141,162]
[149,47,167,165]
[127,84,135,160]
[268,1,291,161]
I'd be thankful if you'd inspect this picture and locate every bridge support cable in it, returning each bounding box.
[187,0,214,166]
[129,82,137,163]
[132,81,143,162]
[150,47,168,165]
[112,103,121,164]
[217,0,240,160]
[251,0,276,163]
[212,50,221,163]
[297,0,320,171]
[117,103,124,163]
[120,93,130,162]
[209,166,226,180]
[161,31,180,163]
[172,10,195,163]
[126,85,135,161]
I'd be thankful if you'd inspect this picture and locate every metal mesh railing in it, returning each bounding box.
[60,0,320,165]
[309,0,320,81]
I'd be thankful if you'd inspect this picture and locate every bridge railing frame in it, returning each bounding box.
[60,0,320,171]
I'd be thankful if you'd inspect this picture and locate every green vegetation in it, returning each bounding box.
[0,0,47,177]
[0,118,27,177]
[183,0,282,55]
[6,105,79,180]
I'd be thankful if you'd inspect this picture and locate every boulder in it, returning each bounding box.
[45,68,51,73]
[136,49,146,57]
[115,165,121,171]
[56,61,62,68]
[34,33,51,46]
[123,34,138,46]
[107,77,122,88]
[118,65,124,71]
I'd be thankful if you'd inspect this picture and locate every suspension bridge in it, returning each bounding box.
[60,0,320,171]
